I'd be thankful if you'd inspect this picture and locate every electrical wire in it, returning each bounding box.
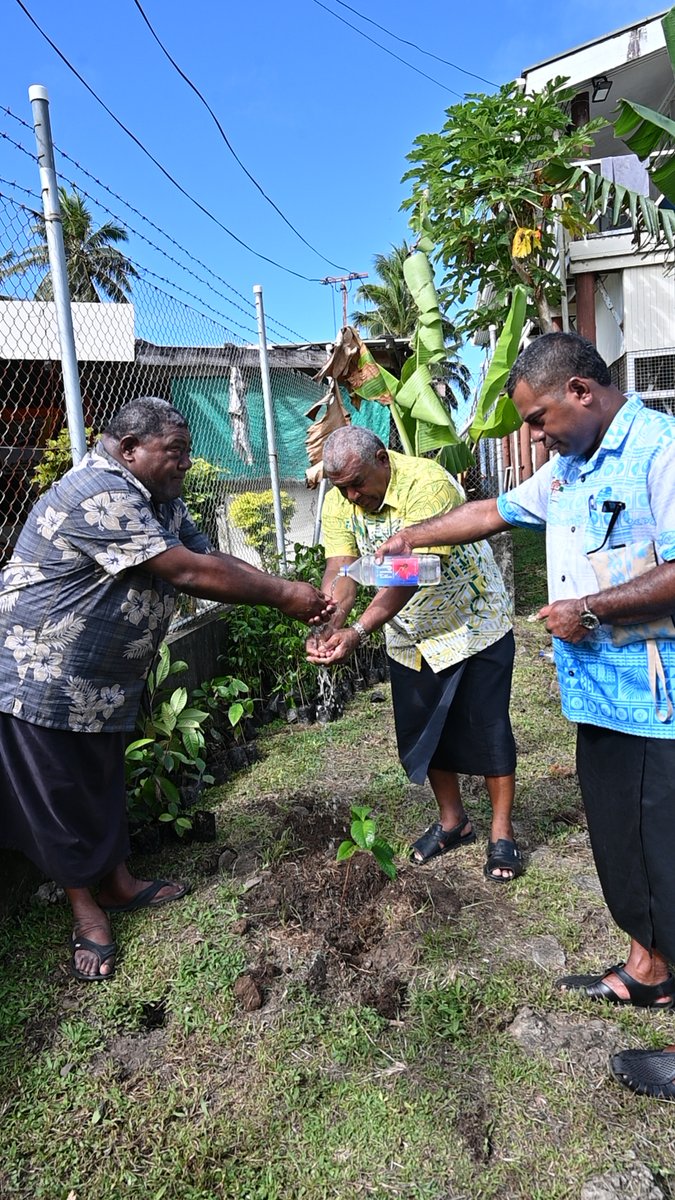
[13,0,327,283]
[1,108,307,342]
[132,0,351,273]
[0,136,307,343]
[308,0,464,97]
[327,0,497,88]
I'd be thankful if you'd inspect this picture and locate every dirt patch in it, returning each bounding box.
[229,798,464,1016]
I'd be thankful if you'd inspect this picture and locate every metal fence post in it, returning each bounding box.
[253,284,287,569]
[29,84,87,464]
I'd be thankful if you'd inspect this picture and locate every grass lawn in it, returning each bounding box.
[2,616,675,1200]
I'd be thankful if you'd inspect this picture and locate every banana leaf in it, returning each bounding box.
[436,441,476,475]
[614,99,675,203]
[469,285,527,442]
[403,252,446,365]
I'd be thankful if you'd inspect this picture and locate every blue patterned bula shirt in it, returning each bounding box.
[0,443,211,732]
[497,396,675,738]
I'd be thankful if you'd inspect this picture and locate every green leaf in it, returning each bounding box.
[469,284,527,442]
[154,643,171,687]
[336,840,358,862]
[169,687,188,715]
[228,701,244,726]
[351,817,376,850]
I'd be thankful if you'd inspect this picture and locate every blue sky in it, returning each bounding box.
[1,0,665,351]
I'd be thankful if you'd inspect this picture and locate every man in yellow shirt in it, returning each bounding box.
[307,426,521,881]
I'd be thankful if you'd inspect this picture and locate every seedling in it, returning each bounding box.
[336,805,397,922]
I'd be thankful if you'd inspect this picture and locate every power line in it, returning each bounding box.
[327,0,498,88]
[13,0,327,283]
[0,126,308,342]
[1,109,306,341]
[132,0,350,274]
[308,0,464,98]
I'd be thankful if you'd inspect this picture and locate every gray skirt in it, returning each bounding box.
[389,631,516,785]
[0,712,130,888]
[576,723,675,963]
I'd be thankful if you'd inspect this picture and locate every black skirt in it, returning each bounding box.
[389,631,516,784]
[576,723,675,963]
[0,712,130,888]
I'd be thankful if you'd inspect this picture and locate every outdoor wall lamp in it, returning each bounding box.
[592,75,613,104]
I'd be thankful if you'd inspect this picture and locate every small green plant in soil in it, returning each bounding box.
[337,805,397,882]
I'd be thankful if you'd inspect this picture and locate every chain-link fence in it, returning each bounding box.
[0,186,335,597]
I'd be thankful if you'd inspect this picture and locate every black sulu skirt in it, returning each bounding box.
[388,630,516,785]
[0,711,130,888]
[576,723,675,963]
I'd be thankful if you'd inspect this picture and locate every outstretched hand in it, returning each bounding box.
[280,582,336,625]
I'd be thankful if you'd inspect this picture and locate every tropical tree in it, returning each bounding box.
[403,78,675,338]
[0,188,138,302]
[351,241,419,337]
[351,241,471,412]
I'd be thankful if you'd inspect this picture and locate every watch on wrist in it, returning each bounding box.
[579,597,600,631]
[351,620,370,647]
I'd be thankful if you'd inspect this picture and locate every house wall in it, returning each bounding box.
[0,301,135,362]
[623,265,675,353]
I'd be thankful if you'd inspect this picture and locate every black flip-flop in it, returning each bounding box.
[70,934,117,982]
[610,1048,675,1099]
[101,879,190,914]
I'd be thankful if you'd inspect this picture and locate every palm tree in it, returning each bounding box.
[351,241,471,411]
[0,188,138,302]
[351,242,418,337]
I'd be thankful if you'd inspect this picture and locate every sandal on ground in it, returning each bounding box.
[483,838,524,884]
[609,1048,675,1099]
[409,816,476,865]
[70,934,117,982]
[101,879,190,914]
[556,962,675,1009]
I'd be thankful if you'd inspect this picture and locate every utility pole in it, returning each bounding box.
[320,273,368,327]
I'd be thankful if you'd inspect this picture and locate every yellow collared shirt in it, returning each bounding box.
[321,451,512,672]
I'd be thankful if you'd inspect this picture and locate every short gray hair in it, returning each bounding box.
[323,426,385,474]
[105,397,188,441]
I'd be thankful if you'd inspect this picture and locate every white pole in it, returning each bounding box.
[253,284,287,569]
[28,85,87,464]
[312,477,328,545]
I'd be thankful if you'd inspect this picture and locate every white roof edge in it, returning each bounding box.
[521,9,668,75]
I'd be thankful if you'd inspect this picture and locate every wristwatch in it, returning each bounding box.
[351,620,370,647]
[579,597,600,632]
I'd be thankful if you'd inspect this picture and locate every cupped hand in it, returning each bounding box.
[306,627,359,664]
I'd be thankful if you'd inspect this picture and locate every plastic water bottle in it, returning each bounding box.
[338,554,441,587]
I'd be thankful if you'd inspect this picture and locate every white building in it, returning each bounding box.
[522,9,675,410]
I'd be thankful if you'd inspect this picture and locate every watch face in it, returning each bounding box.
[580,611,600,630]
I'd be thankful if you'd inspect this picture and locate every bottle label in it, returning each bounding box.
[372,556,421,586]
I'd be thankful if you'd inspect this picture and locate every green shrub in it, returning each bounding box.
[32,426,96,493]
[182,457,228,533]
[229,489,295,568]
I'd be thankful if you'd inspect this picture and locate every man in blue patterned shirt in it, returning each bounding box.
[379,334,675,1101]
[0,398,333,983]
